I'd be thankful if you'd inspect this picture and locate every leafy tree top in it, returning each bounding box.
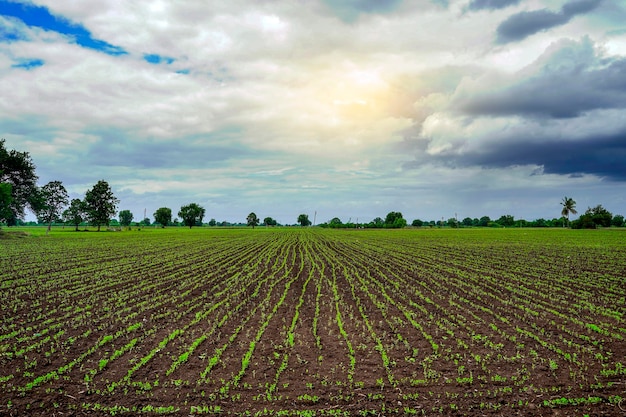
[384,212,406,228]
[63,199,87,231]
[0,139,39,222]
[178,203,205,228]
[297,213,311,227]
[36,181,69,234]
[263,217,277,226]
[119,210,134,227]
[85,180,119,231]
[154,207,172,228]
[247,212,259,228]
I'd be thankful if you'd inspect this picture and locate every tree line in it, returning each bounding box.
[1,140,624,231]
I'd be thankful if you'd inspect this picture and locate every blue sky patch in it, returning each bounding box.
[12,58,44,69]
[144,54,175,65]
[0,21,27,43]
[0,0,126,55]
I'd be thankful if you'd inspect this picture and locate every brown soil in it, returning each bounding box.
[1,230,625,416]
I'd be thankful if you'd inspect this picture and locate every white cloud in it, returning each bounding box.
[2,0,626,222]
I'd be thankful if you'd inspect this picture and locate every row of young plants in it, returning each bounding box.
[361,230,624,380]
[1,227,624,416]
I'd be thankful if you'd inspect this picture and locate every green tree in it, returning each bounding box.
[329,217,343,228]
[587,205,612,228]
[154,207,172,228]
[208,218,217,227]
[179,203,205,228]
[411,219,424,227]
[571,205,612,229]
[384,211,407,228]
[297,213,311,227]
[0,139,39,223]
[571,214,595,229]
[552,217,565,227]
[84,180,120,231]
[118,210,134,228]
[496,215,515,227]
[36,181,69,235]
[612,214,624,227]
[63,198,87,231]
[560,196,577,227]
[0,183,12,227]
[461,217,473,227]
[263,217,276,226]
[370,217,384,228]
[478,216,491,227]
[247,212,260,228]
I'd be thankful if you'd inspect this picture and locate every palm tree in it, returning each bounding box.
[560,196,577,227]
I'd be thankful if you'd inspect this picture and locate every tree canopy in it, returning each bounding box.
[384,211,406,228]
[297,214,311,227]
[154,207,172,228]
[63,199,86,231]
[84,180,119,231]
[572,205,612,229]
[178,203,205,228]
[496,215,515,227]
[36,181,69,234]
[0,139,39,224]
[263,217,277,227]
[371,217,384,228]
[118,210,134,228]
[0,183,12,226]
[247,212,259,228]
[329,217,343,227]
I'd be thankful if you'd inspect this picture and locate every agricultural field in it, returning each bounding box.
[1,227,625,416]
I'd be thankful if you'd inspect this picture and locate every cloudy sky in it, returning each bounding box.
[2,0,625,224]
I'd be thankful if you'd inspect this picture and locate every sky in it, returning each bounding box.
[1,0,625,225]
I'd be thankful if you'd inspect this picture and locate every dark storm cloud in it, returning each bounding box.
[561,0,604,15]
[496,0,603,43]
[467,0,520,11]
[455,130,626,180]
[497,10,570,43]
[322,0,402,22]
[454,41,626,118]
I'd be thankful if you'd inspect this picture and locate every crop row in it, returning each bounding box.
[1,227,624,416]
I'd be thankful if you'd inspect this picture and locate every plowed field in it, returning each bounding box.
[1,228,625,416]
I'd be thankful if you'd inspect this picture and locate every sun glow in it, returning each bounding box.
[272,63,411,153]
[312,68,390,121]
